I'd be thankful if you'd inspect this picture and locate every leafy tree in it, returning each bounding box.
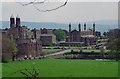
[107,38,120,61]
[103,32,107,37]
[2,34,17,62]
[53,29,67,41]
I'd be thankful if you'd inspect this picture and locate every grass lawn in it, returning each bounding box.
[0,63,2,78]
[2,59,118,77]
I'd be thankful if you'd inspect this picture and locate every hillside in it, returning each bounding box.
[1,20,118,34]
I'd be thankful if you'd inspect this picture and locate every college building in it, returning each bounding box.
[2,15,42,58]
[57,23,97,46]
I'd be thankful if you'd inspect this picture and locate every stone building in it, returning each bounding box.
[3,15,42,58]
[40,28,56,46]
[40,28,53,34]
[16,39,42,58]
[65,23,97,46]
[32,28,56,46]
[40,34,56,46]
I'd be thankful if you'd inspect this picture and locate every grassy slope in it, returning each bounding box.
[2,59,118,77]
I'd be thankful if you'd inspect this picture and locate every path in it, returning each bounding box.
[44,49,71,57]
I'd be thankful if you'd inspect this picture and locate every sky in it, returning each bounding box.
[1,0,118,23]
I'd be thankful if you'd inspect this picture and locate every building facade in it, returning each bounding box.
[3,15,42,58]
[66,23,97,46]
[32,28,56,46]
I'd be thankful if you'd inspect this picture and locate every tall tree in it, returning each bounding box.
[53,29,67,41]
[107,38,120,61]
[2,34,17,62]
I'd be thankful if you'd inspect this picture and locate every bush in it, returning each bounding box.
[2,60,8,63]
[80,50,83,53]
[91,51,95,53]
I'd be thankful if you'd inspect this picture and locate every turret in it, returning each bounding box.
[79,23,81,32]
[93,22,95,36]
[78,23,81,42]
[69,23,71,42]
[10,14,15,28]
[84,23,86,30]
[16,14,21,27]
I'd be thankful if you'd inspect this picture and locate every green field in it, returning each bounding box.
[2,59,118,77]
[0,63,2,78]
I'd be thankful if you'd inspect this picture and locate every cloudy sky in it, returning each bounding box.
[2,1,118,23]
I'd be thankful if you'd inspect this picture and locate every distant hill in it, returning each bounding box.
[1,20,118,34]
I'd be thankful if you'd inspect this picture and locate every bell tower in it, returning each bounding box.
[10,14,15,28]
[16,14,21,27]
